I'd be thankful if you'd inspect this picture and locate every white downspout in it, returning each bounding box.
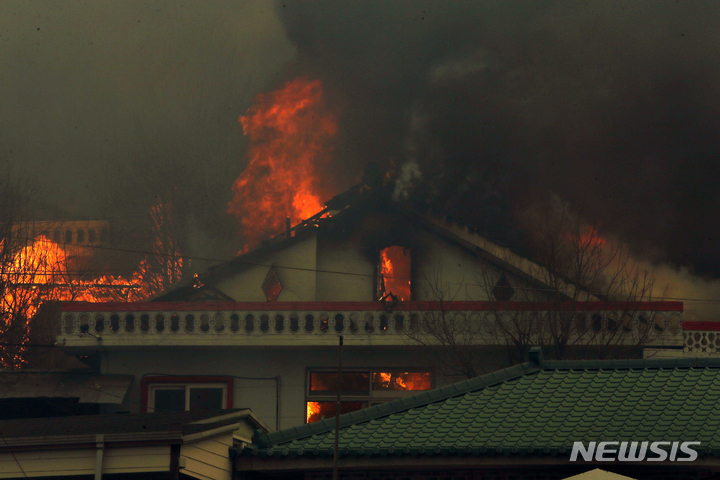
[94,434,104,480]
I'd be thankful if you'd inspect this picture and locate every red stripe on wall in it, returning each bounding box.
[682,321,720,331]
[60,300,683,312]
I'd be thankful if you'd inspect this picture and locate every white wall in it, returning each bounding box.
[182,433,233,480]
[215,233,317,301]
[102,345,506,430]
[316,232,375,301]
[0,445,171,478]
[201,210,548,304]
[94,210,544,432]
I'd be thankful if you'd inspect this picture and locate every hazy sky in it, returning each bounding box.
[2,1,719,279]
[1,1,294,213]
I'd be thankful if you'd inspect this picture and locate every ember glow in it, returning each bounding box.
[228,78,337,252]
[379,246,411,301]
[575,225,607,250]
[2,235,141,319]
[0,200,185,367]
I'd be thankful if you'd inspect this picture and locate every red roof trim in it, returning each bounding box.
[682,321,720,331]
[60,300,683,312]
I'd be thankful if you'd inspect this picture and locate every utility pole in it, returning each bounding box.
[332,335,343,480]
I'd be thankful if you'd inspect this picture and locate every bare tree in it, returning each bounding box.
[0,174,71,368]
[0,173,151,367]
[406,202,668,378]
[130,191,186,300]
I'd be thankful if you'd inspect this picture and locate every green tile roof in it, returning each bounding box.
[245,354,720,460]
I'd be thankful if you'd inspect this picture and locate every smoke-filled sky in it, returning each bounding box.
[2,1,720,288]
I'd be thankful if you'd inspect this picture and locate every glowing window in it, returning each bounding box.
[309,371,370,396]
[372,371,432,391]
[306,401,366,424]
[377,246,411,301]
[306,369,431,423]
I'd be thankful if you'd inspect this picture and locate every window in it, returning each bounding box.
[88,229,96,243]
[141,376,232,413]
[65,229,73,243]
[306,369,431,423]
[376,246,411,301]
[77,229,85,243]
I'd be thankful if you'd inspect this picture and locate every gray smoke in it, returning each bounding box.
[277,1,720,281]
[0,0,295,259]
[3,1,720,294]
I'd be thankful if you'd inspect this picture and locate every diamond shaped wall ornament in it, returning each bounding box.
[262,266,283,302]
[492,274,515,301]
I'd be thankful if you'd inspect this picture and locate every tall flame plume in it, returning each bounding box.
[228,78,337,252]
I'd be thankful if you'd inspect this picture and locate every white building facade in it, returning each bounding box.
[56,192,684,430]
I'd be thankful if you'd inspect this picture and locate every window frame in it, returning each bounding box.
[305,368,433,423]
[141,376,233,413]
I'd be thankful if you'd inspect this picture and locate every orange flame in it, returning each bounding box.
[379,246,411,301]
[228,78,337,252]
[306,401,322,423]
[381,250,393,276]
[1,200,185,367]
[372,371,431,391]
[1,234,151,318]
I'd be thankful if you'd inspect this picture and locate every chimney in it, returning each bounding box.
[528,346,543,366]
[286,217,292,239]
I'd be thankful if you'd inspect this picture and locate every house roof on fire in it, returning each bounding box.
[241,351,720,461]
[156,181,596,302]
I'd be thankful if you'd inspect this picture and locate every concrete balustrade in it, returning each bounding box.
[56,301,683,349]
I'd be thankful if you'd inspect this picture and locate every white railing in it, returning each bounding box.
[683,323,720,355]
[56,302,683,349]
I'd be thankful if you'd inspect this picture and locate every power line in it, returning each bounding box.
[58,240,375,278]
[4,238,720,304]
[58,241,720,304]
[0,428,28,478]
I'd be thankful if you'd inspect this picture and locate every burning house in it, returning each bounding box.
[55,179,686,431]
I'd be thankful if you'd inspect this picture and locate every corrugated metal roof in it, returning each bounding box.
[0,373,132,404]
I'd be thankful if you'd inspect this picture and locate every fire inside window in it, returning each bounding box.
[377,246,411,301]
[306,369,432,423]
